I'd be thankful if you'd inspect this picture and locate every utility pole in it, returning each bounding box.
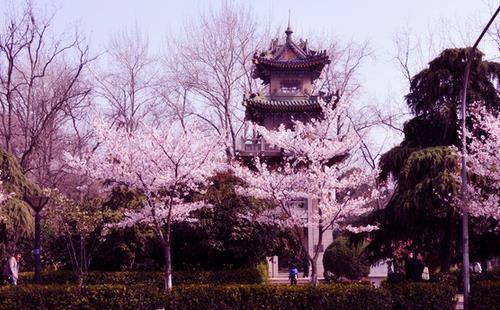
[460,5,500,310]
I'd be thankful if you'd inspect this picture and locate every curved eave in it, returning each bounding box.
[243,99,322,112]
[253,57,330,69]
[252,57,330,84]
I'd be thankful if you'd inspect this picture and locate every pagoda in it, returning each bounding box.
[238,24,331,160]
[238,26,334,278]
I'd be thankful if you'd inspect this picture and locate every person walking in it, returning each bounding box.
[412,253,425,282]
[404,252,414,281]
[3,252,21,285]
[289,264,298,285]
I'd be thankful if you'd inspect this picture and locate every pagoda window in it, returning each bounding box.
[280,79,301,94]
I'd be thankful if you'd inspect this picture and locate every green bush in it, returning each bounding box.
[18,268,264,285]
[0,282,458,309]
[432,272,457,287]
[0,284,392,310]
[388,283,456,310]
[470,281,500,310]
[0,284,163,310]
[256,261,269,284]
[434,268,500,293]
[323,237,370,281]
[386,272,407,285]
[476,268,500,282]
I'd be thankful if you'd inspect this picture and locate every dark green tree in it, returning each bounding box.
[0,148,42,264]
[323,237,370,281]
[171,171,295,270]
[366,48,500,272]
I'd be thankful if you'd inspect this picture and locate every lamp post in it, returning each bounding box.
[24,193,49,284]
[460,6,500,310]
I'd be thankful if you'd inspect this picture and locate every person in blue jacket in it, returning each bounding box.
[289,264,298,285]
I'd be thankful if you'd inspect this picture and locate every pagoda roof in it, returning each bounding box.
[252,28,330,84]
[243,94,322,112]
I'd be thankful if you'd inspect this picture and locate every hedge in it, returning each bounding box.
[0,284,392,310]
[0,284,163,310]
[433,268,500,293]
[18,268,265,285]
[387,283,457,310]
[470,281,500,310]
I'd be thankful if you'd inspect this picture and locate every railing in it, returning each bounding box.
[238,137,280,155]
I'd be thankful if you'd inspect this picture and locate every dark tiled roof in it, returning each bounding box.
[252,33,330,84]
[243,96,321,112]
[253,54,330,69]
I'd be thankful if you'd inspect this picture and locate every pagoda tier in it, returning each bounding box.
[243,93,323,126]
[252,29,330,85]
[238,27,331,161]
[243,93,322,112]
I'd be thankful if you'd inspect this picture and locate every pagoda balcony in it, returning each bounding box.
[237,136,282,158]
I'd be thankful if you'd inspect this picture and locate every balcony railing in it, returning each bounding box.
[238,137,281,156]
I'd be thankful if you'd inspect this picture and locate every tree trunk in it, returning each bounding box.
[163,242,172,291]
[440,212,455,272]
[310,259,318,287]
[78,269,84,288]
[309,213,323,288]
[78,235,85,287]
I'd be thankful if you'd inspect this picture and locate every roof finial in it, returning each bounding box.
[285,9,293,41]
[288,9,291,29]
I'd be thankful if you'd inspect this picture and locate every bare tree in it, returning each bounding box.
[95,26,162,132]
[165,1,268,160]
[313,37,371,104]
[0,2,94,186]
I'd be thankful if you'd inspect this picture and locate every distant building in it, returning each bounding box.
[237,25,333,278]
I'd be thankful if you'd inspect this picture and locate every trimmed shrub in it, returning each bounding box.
[0,284,164,310]
[434,268,500,293]
[388,283,456,310]
[470,281,500,310]
[18,268,264,285]
[0,284,392,310]
[0,282,457,309]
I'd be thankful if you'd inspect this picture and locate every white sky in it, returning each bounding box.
[2,0,499,153]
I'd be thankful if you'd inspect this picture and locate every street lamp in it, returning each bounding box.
[24,193,49,284]
[460,6,500,310]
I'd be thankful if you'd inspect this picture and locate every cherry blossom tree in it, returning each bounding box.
[66,119,223,290]
[463,106,499,220]
[233,101,384,287]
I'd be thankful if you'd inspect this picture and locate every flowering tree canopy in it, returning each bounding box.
[233,101,384,286]
[66,119,223,290]
[463,106,500,220]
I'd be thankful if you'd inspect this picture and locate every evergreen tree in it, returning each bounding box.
[367,48,500,272]
[0,149,41,258]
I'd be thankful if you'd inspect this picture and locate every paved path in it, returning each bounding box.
[455,294,464,310]
[270,277,311,285]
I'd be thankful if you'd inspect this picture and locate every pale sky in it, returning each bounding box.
[2,0,499,152]
[45,0,498,107]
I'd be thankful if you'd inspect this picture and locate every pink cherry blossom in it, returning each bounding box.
[66,119,224,290]
[463,105,499,220]
[233,100,386,286]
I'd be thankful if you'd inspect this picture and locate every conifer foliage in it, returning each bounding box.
[369,48,500,271]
